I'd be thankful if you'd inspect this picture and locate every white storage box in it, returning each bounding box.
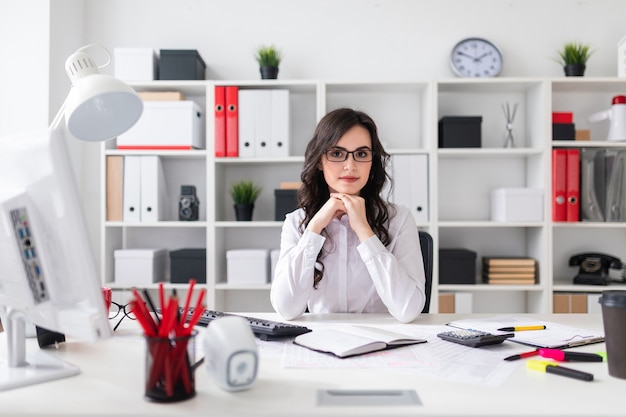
[114,248,168,285]
[117,101,205,150]
[226,249,269,285]
[114,48,158,82]
[491,188,544,222]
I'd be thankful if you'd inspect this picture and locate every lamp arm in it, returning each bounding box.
[49,96,68,132]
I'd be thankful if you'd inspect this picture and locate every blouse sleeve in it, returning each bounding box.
[357,207,426,323]
[270,211,325,320]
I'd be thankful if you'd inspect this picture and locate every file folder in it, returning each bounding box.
[214,86,226,157]
[225,86,239,157]
[140,156,169,222]
[271,89,290,157]
[106,156,124,221]
[122,156,141,222]
[551,149,567,221]
[606,150,626,222]
[237,89,256,158]
[390,154,429,223]
[580,148,605,221]
[565,148,580,222]
[254,90,273,158]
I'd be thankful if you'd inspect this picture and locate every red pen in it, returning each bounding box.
[504,350,539,361]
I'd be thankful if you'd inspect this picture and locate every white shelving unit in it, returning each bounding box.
[99,77,626,314]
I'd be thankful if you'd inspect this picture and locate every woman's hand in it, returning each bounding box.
[306,195,347,234]
[331,193,374,242]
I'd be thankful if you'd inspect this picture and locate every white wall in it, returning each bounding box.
[0,0,50,136]
[5,0,626,268]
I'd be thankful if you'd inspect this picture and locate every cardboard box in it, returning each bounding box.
[159,49,206,80]
[226,249,270,285]
[114,48,158,82]
[438,116,482,148]
[491,188,543,222]
[170,248,206,284]
[114,248,167,285]
[439,249,476,284]
[117,100,205,149]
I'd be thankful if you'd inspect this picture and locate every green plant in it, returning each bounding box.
[557,42,593,66]
[229,179,262,205]
[255,44,282,67]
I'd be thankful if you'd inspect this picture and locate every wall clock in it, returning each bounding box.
[450,37,503,78]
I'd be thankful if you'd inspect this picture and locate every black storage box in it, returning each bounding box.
[439,249,477,284]
[438,116,482,148]
[170,248,206,283]
[274,189,298,221]
[552,123,575,140]
[159,49,206,80]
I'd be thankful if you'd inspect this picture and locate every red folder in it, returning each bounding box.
[552,149,567,221]
[225,86,239,157]
[214,86,226,157]
[566,148,580,222]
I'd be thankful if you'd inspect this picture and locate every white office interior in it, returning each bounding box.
[2,0,626,314]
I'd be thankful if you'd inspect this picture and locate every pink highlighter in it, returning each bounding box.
[538,348,603,362]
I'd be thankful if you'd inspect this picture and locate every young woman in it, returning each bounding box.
[270,108,426,323]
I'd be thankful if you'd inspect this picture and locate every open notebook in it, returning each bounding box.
[294,325,427,358]
[447,316,604,349]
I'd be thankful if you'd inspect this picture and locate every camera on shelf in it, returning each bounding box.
[179,185,200,221]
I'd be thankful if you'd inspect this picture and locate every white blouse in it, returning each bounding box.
[270,204,426,323]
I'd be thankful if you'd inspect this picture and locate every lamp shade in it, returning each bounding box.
[63,49,143,142]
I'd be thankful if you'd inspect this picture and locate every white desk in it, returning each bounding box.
[0,313,620,416]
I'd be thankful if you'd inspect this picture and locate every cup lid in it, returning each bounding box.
[598,290,626,307]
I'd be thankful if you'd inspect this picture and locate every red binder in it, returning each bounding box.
[214,86,226,157]
[566,148,580,222]
[552,149,567,221]
[225,86,239,157]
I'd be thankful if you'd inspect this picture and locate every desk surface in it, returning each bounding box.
[0,313,620,417]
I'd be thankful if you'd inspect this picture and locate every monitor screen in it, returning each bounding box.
[0,127,111,391]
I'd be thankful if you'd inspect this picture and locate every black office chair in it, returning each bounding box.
[419,230,433,313]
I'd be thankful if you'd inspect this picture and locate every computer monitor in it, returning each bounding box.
[0,127,111,391]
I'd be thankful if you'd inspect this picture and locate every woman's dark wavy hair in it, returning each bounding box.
[298,108,392,288]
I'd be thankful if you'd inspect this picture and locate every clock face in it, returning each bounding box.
[450,38,503,78]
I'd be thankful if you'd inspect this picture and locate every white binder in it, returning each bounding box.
[271,89,290,157]
[238,90,256,158]
[390,154,429,223]
[122,156,141,222]
[140,155,169,222]
[253,90,273,158]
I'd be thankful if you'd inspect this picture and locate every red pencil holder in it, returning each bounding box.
[144,331,197,402]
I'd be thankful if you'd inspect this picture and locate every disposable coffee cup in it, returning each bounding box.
[598,290,626,379]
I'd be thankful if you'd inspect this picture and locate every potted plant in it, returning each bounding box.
[255,44,282,79]
[557,42,593,76]
[229,179,262,221]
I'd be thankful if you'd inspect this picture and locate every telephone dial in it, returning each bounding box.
[569,253,624,285]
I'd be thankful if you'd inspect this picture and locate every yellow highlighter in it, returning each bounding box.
[527,359,593,382]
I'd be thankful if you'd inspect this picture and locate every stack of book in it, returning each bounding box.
[482,257,537,285]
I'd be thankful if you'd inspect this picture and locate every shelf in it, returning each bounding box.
[99,77,626,314]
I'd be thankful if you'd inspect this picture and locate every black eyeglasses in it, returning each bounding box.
[324,147,373,162]
[108,301,137,331]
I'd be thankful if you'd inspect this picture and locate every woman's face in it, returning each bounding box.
[319,125,373,195]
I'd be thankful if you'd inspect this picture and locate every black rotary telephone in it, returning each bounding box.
[569,253,624,285]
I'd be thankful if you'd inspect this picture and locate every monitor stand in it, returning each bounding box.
[0,308,79,391]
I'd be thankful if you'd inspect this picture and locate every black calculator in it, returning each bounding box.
[437,328,514,348]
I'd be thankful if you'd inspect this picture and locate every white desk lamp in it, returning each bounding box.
[50,43,143,141]
[0,44,142,391]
